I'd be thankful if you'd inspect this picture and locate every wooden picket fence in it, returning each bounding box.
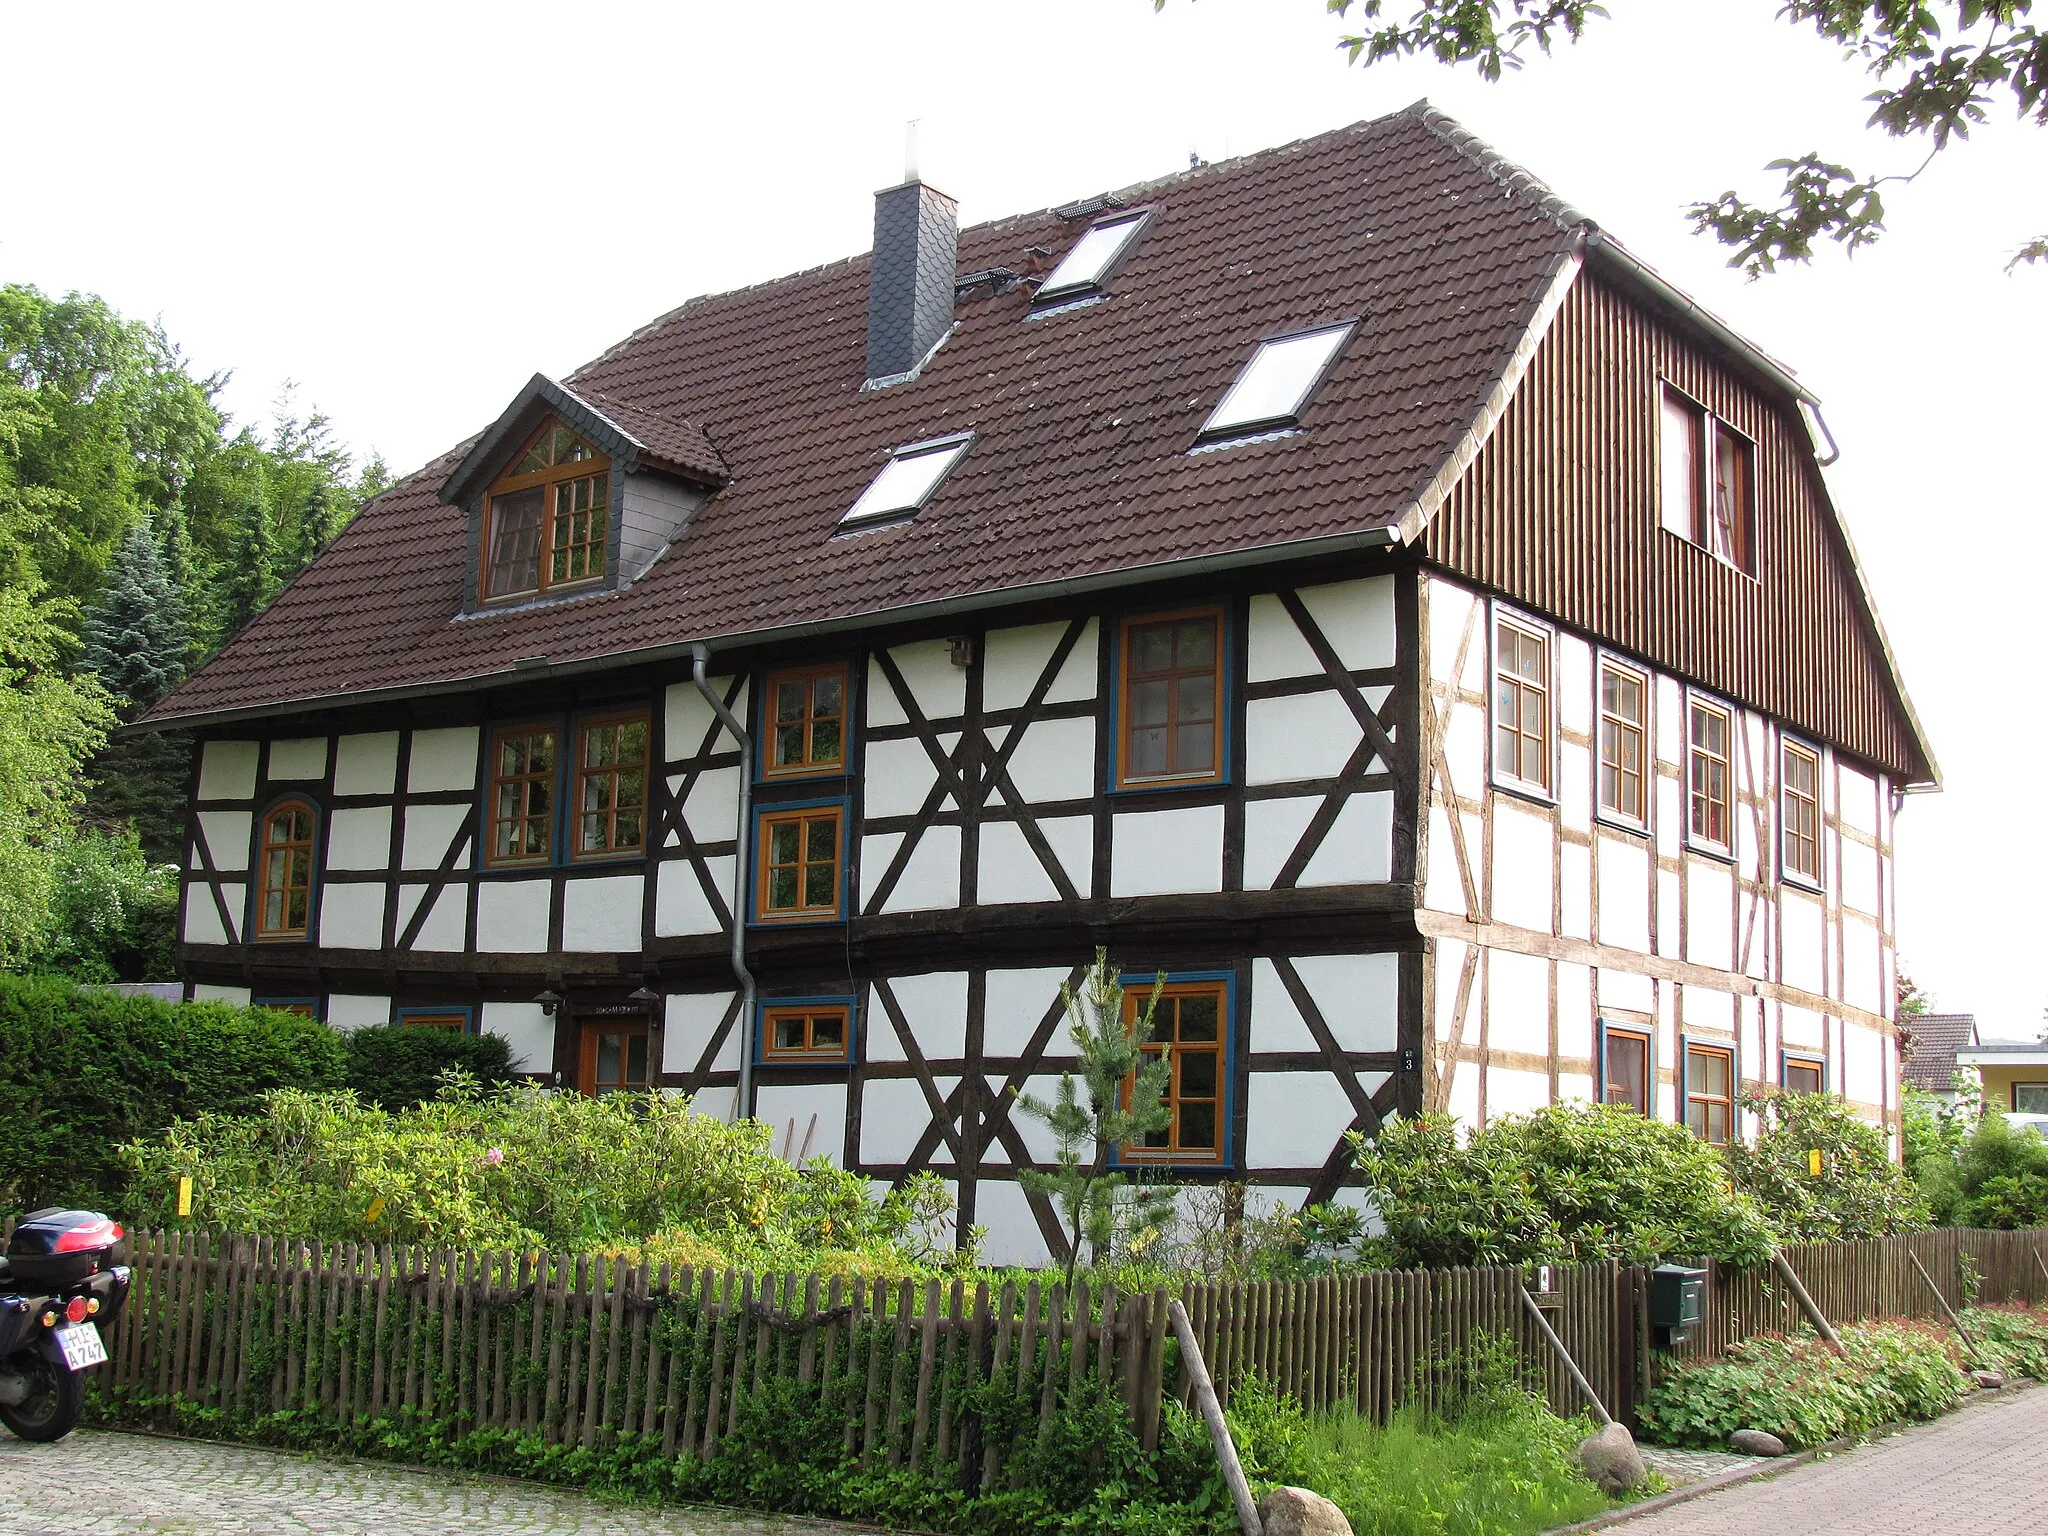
[39,1225,2048,1462]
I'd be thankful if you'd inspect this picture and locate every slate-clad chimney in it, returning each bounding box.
[865,178,959,387]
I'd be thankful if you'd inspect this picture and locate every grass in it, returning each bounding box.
[1294,1394,1613,1536]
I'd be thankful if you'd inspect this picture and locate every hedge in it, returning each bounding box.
[341,1023,514,1109]
[0,973,346,1209]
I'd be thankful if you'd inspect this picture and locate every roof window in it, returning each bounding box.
[839,433,973,528]
[1199,320,1358,441]
[1034,209,1151,303]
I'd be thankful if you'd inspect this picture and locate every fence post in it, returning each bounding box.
[1169,1299,1263,1536]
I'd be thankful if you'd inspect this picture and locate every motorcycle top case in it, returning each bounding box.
[6,1209,120,1289]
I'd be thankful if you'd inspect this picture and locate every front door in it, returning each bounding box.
[579,1019,650,1096]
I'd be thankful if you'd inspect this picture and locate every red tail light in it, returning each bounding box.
[64,1296,89,1325]
[52,1219,121,1254]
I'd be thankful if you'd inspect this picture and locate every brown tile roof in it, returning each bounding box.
[1901,1013,1979,1093]
[148,102,1582,727]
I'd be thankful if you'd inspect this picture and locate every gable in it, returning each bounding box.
[1422,267,1933,784]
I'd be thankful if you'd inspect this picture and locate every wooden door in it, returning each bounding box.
[578,1020,650,1096]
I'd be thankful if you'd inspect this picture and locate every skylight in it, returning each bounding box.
[1199,321,1358,440]
[840,434,973,527]
[1035,210,1151,302]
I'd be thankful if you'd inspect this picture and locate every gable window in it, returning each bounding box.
[488,725,557,867]
[760,1002,854,1065]
[1599,1021,1652,1115]
[1199,320,1356,440]
[1659,386,1755,575]
[1781,739,1822,884]
[765,664,848,777]
[574,713,649,859]
[483,419,610,600]
[840,434,973,528]
[1117,606,1223,788]
[1687,698,1734,852]
[1597,659,1647,825]
[1035,209,1150,303]
[1782,1055,1824,1096]
[1684,1042,1735,1143]
[255,800,316,941]
[1493,615,1551,795]
[1122,978,1229,1165]
[755,805,844,922]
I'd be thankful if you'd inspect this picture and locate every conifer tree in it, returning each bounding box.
[217,489,279,641]
[1014,950,1178,1286]
[80,519,192,860]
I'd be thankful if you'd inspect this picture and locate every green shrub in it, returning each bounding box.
[1638,1320,1966,1448]
[19,827,179,983]
[120,1079,969,1271]
[1962,1306,2048,1380]
[0,972,345,1208]
[342,1024,514,1108]
[1918,1113,2048,1229]
[1729,1087,1929,1241]
[1350,1104,1776,1269]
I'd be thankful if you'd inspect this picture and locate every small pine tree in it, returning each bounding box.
[289,478,341,572]
[81,520,186,710]
[79,519,193,862]
[1014,949,1177,1286]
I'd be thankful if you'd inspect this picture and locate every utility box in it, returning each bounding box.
[1650,1263,1707,1347]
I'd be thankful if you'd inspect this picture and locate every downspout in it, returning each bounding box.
[691,644,757,1122]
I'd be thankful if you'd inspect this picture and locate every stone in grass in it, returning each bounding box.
[1257,1486,1354,1536]
[1577,1421,1647,1494]
[1971,1369,2006,1390]
[1728,1428,1788,1457]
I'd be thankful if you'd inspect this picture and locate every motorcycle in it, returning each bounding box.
[0,1209,130,1442]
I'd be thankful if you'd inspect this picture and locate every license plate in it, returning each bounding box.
[56,1323,107,1372]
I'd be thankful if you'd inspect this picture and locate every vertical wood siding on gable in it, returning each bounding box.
[1424,271,1921,781]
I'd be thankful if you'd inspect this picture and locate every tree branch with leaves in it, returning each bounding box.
[1157,1,2048,274]
[1013,950,1179,1287]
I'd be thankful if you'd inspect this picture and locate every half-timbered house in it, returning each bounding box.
[141,105,1936,1264]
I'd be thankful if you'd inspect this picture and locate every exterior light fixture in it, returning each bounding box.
[534,988,564,1016]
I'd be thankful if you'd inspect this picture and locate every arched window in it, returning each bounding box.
[256,800,317,940]
[483,419,610,600]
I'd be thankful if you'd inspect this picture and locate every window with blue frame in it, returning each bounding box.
[482,710,649,869]
[1120,973,1233,1166]
[1113,605,1229,791]
[752,801,847,923]
[1596,1018,1652,1115]
[254,996,320,1019]
[253,798,319,942]
[1781,1053,1824,1096]
[758,997,856,1065]
[760,663,850,779]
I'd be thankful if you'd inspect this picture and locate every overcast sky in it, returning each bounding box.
[6,1,2042,1038]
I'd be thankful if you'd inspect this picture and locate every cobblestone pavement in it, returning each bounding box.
[0,1430,889,1536]
[1614,1386,2047,1534]
[1638,1446,1757,1489]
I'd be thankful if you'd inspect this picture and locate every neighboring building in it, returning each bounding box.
[1900,1012,1979,1102]
[140,105,1937,1264]
[1956,1042,2048,1115]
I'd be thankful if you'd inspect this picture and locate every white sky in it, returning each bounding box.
[5,1,2042,1037]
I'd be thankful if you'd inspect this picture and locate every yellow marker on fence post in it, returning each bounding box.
[1809,1149,1824,1177]
[176,1176,192,1216]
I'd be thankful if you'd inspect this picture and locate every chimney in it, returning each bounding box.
[864,173,959,388]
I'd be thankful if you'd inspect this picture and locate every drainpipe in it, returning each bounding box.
[691,644,756,1122]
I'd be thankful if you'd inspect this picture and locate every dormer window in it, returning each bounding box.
[483,419,611,600]
[1199,320,1357,442]
[1034,209,1151,305]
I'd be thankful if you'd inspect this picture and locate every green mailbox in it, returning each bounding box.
[1650,1263,1707,1346]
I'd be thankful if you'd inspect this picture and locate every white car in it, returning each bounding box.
[2002,1112,2048,1136]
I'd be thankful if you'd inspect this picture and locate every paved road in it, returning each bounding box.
[0,1429,884,1536]
[1616,1385,2046,1535]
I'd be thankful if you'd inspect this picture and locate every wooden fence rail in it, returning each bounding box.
[44,1226,2048,1454]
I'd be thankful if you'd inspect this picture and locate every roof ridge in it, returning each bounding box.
[569,103,1441,384]
[1408,101,1587,232]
